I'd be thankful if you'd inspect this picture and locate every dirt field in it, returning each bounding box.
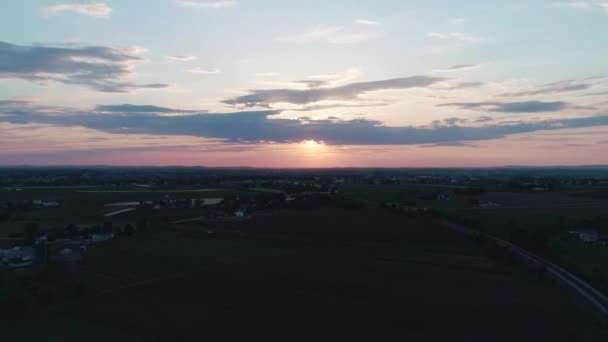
[5,209,597,341]
[3,208,607,340]
[49,254,604,342]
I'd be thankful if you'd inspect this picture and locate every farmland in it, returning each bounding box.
[2,208,607,341]
[2,167,608,340]
[339,183,608,294]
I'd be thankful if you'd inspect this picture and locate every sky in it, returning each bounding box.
[1,0,608,167]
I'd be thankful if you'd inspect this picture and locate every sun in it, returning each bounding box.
[300,139,325,149]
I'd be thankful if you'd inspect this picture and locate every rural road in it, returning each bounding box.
[442,220,608,321]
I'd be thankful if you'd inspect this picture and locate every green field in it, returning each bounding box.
[339,183,608,293]
[0,187,236,236]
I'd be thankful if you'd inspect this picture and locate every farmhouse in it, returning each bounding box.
[569,230,599,243]
[32,200,60,208]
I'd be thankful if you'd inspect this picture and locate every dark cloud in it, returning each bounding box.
[499,82,591,97]
[294,80,328,88]
[442,117,467,126]
[437,100,571,113]
[290,102,389,112]
[0,41,168,92]
[223,76,447,107]
[580,90,608,97]
[474,116,494,123]
[447,64,477,70]
[0,100,30,107]
[95,104,203,114]
[421,141,478,148]
[454,81,484,88]
[2,102,608,146]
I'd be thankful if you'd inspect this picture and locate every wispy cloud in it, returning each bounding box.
[428,32,482,43]
[46,2,112,17]
[0,41,167,92]
[356,19,380,25]
[554,1,608,13]
[277,25,379,44]
[498,80,593,97]
[3,101,608,146]
[437,100,574,113]
[223,75,446,107]
[554,1,594,9]
[95,104,203,114]
[448,17,466,25]
[432,64,479,73]
[167,55,197,62]
[186,67,221,74]
[176,1,238,9]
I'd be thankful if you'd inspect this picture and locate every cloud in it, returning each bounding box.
[427,32,482,43]
[432,64,479,73]
[474,116,494,123]
[356,19,380,25]
[421,141,478,148]
[95,104,203,114]
[306,68,362,87]
[176,1,238,8]
[499,80,592,97]
[3,101,608,146]
[0,41,167,92]
[276,25,378,44]
[437,100,572,113]
[448,17,466,25]
[46,2,112,17]
[167,55,197,62]
[580,90,608,97]
[554,1,594,9]
[447,64,477,70]
[223,75,447,107]
[186,67,221,74]
[554,1,608,13]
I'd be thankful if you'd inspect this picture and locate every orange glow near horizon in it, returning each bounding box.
[2,123,608,167]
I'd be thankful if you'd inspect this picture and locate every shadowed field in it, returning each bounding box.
[3,208,604,341]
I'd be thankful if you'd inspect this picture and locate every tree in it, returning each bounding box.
[509,228,529,248]
[23,222,40,245]
[102,221,113,233]
[23,222,39,236]
[66,223,78,236]
[136,219,147,232]
[124,223,134,236]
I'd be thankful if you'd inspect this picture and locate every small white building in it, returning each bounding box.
[569,230,599,243]
[32,200,60,208]
[91,233,114,243]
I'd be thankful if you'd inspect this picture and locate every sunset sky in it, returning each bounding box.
[1,0,608,167]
